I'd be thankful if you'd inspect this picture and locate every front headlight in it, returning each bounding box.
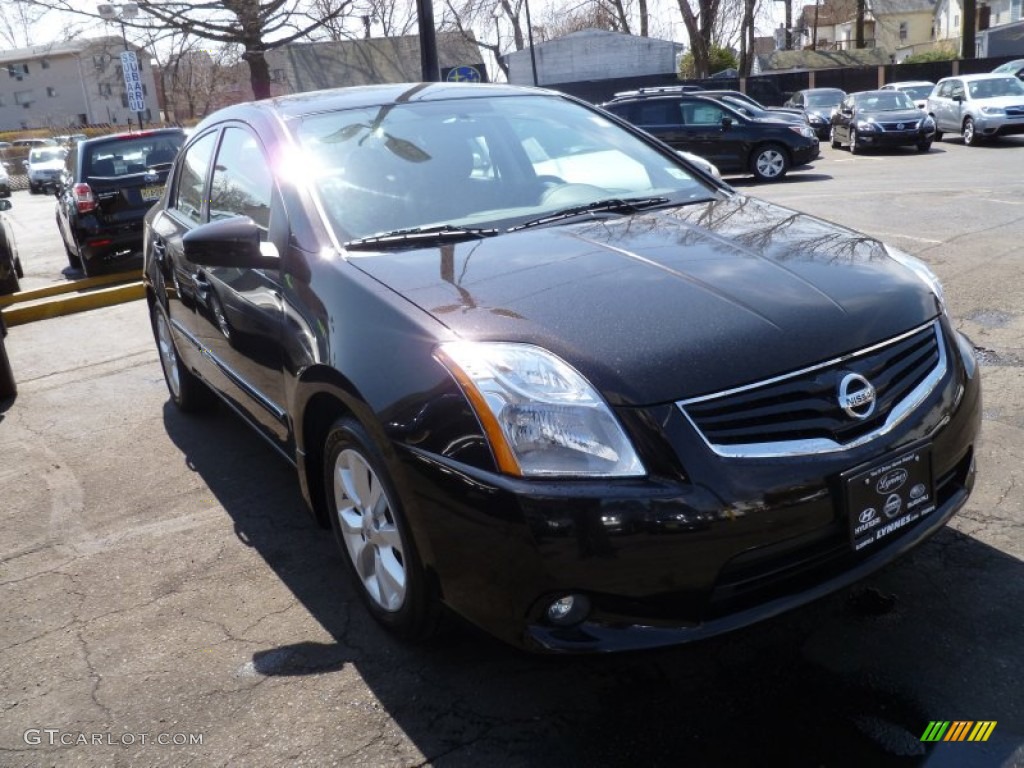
[980,106,1005,116]
[788,125,816,138]
[808,113,825,124]
[436,342,646,478]
[884,244,946,313]
[855,120,879,132]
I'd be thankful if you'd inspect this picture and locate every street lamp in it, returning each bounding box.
[97,3,144,130]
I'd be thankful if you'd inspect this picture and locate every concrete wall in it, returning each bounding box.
[506,30,684,86]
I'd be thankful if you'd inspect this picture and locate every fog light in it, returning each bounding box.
[546,594,590,626]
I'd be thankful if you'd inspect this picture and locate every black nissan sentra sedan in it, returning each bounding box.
[144,83,980,653]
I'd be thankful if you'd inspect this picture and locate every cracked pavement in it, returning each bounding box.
[1,137,1022,767]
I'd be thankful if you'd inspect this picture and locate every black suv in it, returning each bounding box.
[602,90,819,181]
[55,128,185,275]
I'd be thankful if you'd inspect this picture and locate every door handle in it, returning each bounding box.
[193,270,210,302]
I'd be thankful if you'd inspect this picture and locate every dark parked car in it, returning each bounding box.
[145,83,980,653]
[830,90,936,153]
[56,128,185,275]
[991,58,1024,80]
[602,92,819,181]
[784,88,847,139]
[0,198,23,295]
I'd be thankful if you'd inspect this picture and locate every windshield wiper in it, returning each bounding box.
[344,224,499,250]
[512,197,671,230]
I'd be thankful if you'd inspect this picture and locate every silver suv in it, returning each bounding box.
[927,73,1024,145]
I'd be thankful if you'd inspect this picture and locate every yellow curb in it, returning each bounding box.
[2,281,145,326]
[0,271,141,308]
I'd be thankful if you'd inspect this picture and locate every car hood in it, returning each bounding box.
[29,160,64,171]
[350,196,940,406]
[970,94,1024,107]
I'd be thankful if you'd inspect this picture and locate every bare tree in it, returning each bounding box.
[14,0,357,99]
[677,0,723,78]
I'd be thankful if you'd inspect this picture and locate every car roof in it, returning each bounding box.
[883,81,934,87]
[219,83,554,122]
[79,127,186,147]
[939,72,1019,82]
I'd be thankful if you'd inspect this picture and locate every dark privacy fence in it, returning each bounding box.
[550,55,1024,106]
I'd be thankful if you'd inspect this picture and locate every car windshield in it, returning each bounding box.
[85,134,183,177]
[805,90,844,107]
[855,92,916,111]
[30,148,64,163]
[900,85,933,100]
[968,77,1024,98]
[295,93,718,242]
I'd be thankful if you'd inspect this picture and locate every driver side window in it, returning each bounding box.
[172,131,217,226]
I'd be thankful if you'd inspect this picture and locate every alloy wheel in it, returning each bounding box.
[754,149,785,179]
[155,310,181,399]
[333,448,407,612]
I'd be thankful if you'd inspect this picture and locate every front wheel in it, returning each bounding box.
[917,140,933,152]
[14,257,23,279]
[324,417,440,641]
[830,126,841,149]
[962,117,979,146]
[849,130,861,154]
[750,144,789,182]
[151,301,211,412]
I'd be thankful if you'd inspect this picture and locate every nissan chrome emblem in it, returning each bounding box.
[838,372,877,420]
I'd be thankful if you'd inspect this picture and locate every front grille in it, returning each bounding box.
[680,322,945,456]
[1005,106,1024,117]
[879,121,919,131]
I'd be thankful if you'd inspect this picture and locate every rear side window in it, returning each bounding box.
[172,131,217,225]
[208,127,273,230]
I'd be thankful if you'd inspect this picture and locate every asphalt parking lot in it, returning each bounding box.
[1,137,1022,767]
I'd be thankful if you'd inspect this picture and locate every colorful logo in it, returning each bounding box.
[921,721,997,742]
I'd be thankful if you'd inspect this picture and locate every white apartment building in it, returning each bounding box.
[0,37,159,132]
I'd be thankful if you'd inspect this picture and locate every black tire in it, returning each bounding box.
[830,126,841,149]
[150,301,212,412]
[962,117,979,146]
[0,187,10,198]
[750,143,789,182]
[0,269,19,296]
[28,184,38,195]
[324,417,440,641]
[849,130,861,154]
[917,140,932,153]
[14,257,23,279]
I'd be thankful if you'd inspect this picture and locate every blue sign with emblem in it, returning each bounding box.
[446,65,482,83]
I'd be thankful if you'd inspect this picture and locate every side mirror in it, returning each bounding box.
[841,107,853,116]
[0,199,11,212]
[721,116,733,128]
[953,94,964,103]
[183,216,280,269]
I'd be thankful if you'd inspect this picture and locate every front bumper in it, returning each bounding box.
[396,325,981,652]
[791,140,820,166]
[974,114,1024,137]
[857,128,935,147]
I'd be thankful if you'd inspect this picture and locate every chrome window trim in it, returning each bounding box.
[678,320,946,458]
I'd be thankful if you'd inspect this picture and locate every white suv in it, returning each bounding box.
[926,73,1024,145]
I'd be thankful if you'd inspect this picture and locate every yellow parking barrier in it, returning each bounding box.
[2,280,144,326]
[0,271,141,308]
